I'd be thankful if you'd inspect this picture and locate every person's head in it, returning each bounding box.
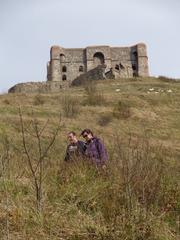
[80,129,94,141]
[67,131,78,144]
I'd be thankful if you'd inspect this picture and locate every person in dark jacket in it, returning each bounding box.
[64,131,86,162]
[80,129,108,167]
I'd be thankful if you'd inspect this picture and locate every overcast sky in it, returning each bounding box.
[0,0,180,93]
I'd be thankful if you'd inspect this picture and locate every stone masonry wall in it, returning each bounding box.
[48,43,149,85]
[8,43,149,93]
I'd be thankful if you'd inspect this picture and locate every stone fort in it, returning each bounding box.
[47,43,149,86]
[9,43,149,93]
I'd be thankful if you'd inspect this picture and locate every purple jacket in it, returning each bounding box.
[85,137,108,166]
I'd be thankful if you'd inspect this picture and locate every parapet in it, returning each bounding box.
[50,45,65,59]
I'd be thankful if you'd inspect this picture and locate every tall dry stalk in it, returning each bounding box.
[19,107,62,213]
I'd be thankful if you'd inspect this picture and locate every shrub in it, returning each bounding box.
[86,92,105,106]
[84,82,106,106]
[3,99,11,105]
[99,134,179,239]
[33,94,45,105]
[61,95,80,118]
[113,100,131,119]
[97,112,112,126]
[84,82,96,95]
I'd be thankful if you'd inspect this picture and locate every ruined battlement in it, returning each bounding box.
[8,43,149,93]
[47,43,149,86]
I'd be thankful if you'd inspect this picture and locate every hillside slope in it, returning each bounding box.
[0,77,179,239]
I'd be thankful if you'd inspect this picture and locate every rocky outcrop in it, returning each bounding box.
[72,65,114,86]
[8,81,63,94]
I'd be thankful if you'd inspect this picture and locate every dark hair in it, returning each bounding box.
[68,131,76,136]
[80,129,93,136]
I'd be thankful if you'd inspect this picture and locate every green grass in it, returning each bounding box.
[0,77,180,239]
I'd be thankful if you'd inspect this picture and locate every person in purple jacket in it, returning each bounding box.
[80,129,108,167]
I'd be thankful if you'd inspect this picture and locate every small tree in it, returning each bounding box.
[19,108,62,213]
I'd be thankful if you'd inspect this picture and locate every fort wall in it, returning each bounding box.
[8,43,150,93]
[47,43,149,85]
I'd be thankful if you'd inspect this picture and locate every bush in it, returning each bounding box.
[33,94,45,105]
[99,134,179,239]
[84,82,106,106]
[97,112,112,126]
[3,99,11,105]
[61,95,80,118]
[113,100,131,119]
[84,82,96,95]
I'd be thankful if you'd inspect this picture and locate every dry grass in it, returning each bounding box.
[0,77,180,239]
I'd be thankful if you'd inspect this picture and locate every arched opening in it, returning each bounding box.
[133,51,137,57]
[132,64,137,71]
[93,52,105,66]
[115,64,119,70]
[62,66,67,72]
[60,54,65,62]
[132,64,138,77]
[62,74,67,81]
[79,66,84,72]
[132,51,138,61]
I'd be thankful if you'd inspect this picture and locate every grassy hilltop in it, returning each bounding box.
[0,77,180,239]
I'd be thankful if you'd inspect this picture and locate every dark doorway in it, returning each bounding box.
[62,66,67,72]
[62,74,67,81]
[93,52,105,66]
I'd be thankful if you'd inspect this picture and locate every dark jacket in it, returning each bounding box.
[64,140,86,162]
[85,137,108,166]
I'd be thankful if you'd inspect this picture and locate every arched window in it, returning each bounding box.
[115,64,119,70]
[79,66,84,72]
[93,52,105,66]
[60,54,65,62]
[62,66,67,72]
[132,64,137,71]
[62,74,67,81]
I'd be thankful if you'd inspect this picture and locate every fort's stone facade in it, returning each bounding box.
[8,43,149,93]
[47,43,149,86]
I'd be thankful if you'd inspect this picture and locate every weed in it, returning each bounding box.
[97,112,112,126]
[113,100,131,119]
[33,94,45,105]
[3,99,11,105]
[61,95,81,118]
[84,82,106,106]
